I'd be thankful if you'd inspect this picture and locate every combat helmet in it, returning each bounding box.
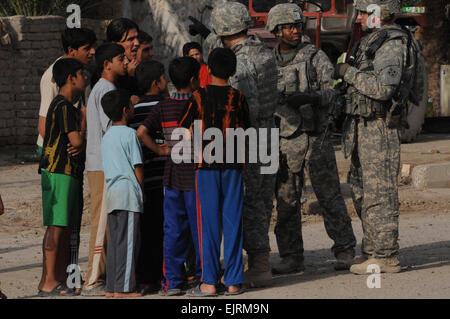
[353,0,401,14]
[210,1,253,36]
[266,3,305,33]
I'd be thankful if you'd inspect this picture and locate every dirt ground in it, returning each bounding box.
[0,133,450,299]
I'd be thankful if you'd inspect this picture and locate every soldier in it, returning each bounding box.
[209,1,278,288]
[266,3,357,273]
[334,0,411,273]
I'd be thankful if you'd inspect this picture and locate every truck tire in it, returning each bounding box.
[400,73,428,143]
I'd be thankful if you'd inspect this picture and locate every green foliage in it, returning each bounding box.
[0,0,103,17]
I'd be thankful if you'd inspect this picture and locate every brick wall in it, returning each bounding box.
[0,15,109,147]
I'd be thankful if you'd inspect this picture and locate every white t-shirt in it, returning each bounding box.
[37,58,61,147]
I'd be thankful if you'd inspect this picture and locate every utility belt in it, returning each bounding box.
[345,93,391,119]
[345,94,407,129]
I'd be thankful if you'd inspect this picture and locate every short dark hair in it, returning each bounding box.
[101,89,131,122]
[208,48,236,79]
[53,58,84,88]
[138,31,153,44]
[169,57,200,90]
[95,43,125,74]
[61,27,97,53]
[135,60,165,94]
[106,18,140,42]
[182,42,202,56]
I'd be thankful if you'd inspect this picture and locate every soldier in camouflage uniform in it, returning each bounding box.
[210,1,278,288]
[266,3,357,274]
[334,0,409,274]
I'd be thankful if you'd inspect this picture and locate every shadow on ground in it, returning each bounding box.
[268,240,450,289]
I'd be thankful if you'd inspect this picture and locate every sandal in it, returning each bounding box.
[186,283,218,297]
[37,283,76,297]
[225,284,245,296]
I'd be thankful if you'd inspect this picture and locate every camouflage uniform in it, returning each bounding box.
[203,32,223,54]
[229,36,278,255]
[341,2,407,261]
[210,1,278,257]
[273,36,356,260]
[265,4,356,268]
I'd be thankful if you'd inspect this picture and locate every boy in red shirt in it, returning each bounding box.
[183,42,211,87]
[181,48,250,296]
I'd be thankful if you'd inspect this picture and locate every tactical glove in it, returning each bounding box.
[334,63,350,79]
[188,16,211,39]
[286,92,320,108]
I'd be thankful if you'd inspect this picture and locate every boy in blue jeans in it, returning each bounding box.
[180,48,250,296]
[137,57,202,296]
[101,89,144,298]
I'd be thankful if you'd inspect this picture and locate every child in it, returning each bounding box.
[183,42,211,87]
[37,27,96,155]
[183,42,212,282]
[37,58,87,297]
[180,48,250,296]
[136,31,153,64]
[82,43,128,296]
[136,57,202,296]
[101,89,144,298]
[36,27,96,294]
[130,60,168,294]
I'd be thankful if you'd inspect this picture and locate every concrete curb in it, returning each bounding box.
[412,162,450,189]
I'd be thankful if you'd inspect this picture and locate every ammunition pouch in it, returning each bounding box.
[298,104,316,133]
[345,93,391,119]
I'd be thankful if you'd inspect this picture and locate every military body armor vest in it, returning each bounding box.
[345,26,413,119]
[233,36,278,124]
[275,42,319,138]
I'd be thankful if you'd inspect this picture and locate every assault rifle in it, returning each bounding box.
[319,41,360,149]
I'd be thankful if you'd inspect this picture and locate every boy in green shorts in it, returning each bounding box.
[37,58,87,297]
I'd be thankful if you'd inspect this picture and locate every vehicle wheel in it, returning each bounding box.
[400,72,428,143]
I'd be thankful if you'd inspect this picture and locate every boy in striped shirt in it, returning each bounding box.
[137,57,202,296]
[130,60,168,294]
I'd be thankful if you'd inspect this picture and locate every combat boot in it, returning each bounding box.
[272,255,305,275]
[244,252,273,288]
[350,256,401,275]
[334,249,355,271]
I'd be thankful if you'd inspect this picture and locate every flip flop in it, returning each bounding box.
[225,285,245,296]
[186,283,218,297]
[37,283,76,297]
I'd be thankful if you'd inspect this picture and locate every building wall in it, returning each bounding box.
[0,16,108,146]
[0,1,224,146]
[128,0,226,66]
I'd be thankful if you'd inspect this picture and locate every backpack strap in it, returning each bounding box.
[304,45,319,91]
